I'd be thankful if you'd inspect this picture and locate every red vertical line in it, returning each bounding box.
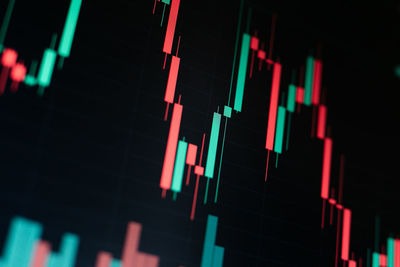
[185,165,192,185]
[176,35,181,56]
[163,0,180,54]
[321,199,326,229]
[160,103,183,189]
[190,133,205,221]
[341,208,352,260]
[161,189,166,198]
[338,155,345,204]
[336,208,343,267]
[122,222,142,266]
[321,138,333,199]
[178,94,181,104]
[0,67,9,95]
[264,150,270,182]
[329,190,336,225]
[164,102,170,121]
[317,105,327,139]
[163,53,167,70]
[164,56,180,103]
[153,0,157,14]
[311,106,316,138]
[95,251,112,267]
[267,14,277,70]
[258,42,265,71]
[31,240,51,267]
[265,62,282,150]
[359,257,362,267]
[312,60,323,105]
[249,50,255,78]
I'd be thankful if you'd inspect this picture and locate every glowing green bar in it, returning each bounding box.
[388,238,395,267]
[233,33,251,112]
[304,56,314,106]
[372,252,380,267]
[58,0,82,57]
[205,112,221,178]
[287,84,297,112]
[47,254,62,267]
[37,49,57,88]
[273,106,286,154]
[161,0,171,4]
[111,259,121,267]
[0,0,16,51]
[201,215,218,267]
[171,140,188,192]
[212,245,225,267]
[59,233,79,267]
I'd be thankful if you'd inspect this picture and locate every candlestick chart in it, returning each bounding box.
[0,0,399,266]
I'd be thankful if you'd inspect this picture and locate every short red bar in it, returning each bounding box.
[31,240,51,267]
[296,87,304,103]
[312,60,323,105]
[321,138,332,199]
[122,222,142,266]
[349,260,357,267]
[186,143,197,165]
[160,103,183,189]
[163,0,181,54]
[10,63,26,82]
[380,254,388,266]
[265,62,282,150]
[257,49,266,60]
[194,165,204,176]
[395,239,400,267]
[164,56,180,103]
[1,48,17,67]
[341,208,352,260]
[317,105,327,139]
[250,36,259,50]
[95,251,112,267]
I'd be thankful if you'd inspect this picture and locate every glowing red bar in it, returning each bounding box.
[257,49,266,60]
[317,105,327,139]
[95,252,112,267]
[1,48,17,67]
[395,239,400,267]
[162,0,180,54]
[164,56,180,103]
[10,63,26,82]
[265,63,281,150]
[312,60,323,105]
[31,240,51,267]
[194,165,204,176]
[341,208,352,260]
[296,87,304,103]
[250,37,259,50]
[349,260,357,267]
[321,138,332,199]
[146,254,160,267]
[186,144,197,165]
[160,103,183,189]
[122,222,142,267]
[381,254,388,266]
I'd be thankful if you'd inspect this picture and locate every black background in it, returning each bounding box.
[0,0,399,266]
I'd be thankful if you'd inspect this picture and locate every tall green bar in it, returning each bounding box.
[205,112,222,178]
[201,215,218,267]
[212,245,225,267]
[304,56,314,106]
[388,237,395,267]
[273,106,286,154]
[372,252,380,267]
[58,0,82,58]
[233,33,251,112]
[59,233,79,267]
[171,140,188,192]
[287,84,297,112]
[37,49,57,88]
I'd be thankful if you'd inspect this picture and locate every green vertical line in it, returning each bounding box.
[227,0,245,106]
[233,33,251,112]
[304,56,314,106]
[58,0,82,58]
[0,0,16,51]
[205,112,222,178]
[388,237,395,267]
[50,33,58,50]
[275,153,279,168]
[273,106,286,154]
[172,192,177,201]
[200,215,218,267]
[171,140,188,192]
[37,48,57,95]
[367,248,371,267]
[214,119,228,203]
[372,252,380,267]
[285,112,292,151]
[287,84,297,112]
[160,3,166,27]
[245,8,252,33]
[204,178,210,204]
